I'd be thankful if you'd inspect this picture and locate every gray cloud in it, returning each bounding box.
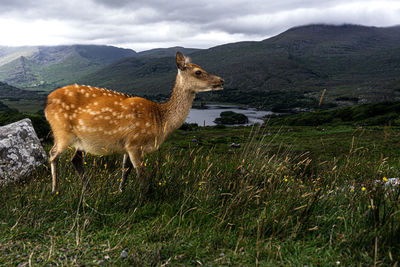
[0,0,399,50]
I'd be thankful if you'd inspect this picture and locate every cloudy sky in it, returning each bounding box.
[0,0,399,51]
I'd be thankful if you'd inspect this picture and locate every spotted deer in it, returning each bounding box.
[45,52,224,193]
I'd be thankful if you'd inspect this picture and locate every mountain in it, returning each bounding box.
[0,45,136,91]
[2,25,400,111]
[80,24,400,110]
[0,81,41,99]
[137,46,201,58]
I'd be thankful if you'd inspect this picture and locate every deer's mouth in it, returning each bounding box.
[212,84,224,91]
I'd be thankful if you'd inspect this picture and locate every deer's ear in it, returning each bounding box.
[176,52,186,70]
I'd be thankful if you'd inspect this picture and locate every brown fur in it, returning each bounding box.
[45,52,224,193]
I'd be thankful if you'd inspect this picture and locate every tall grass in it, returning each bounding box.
[0,126,399,266]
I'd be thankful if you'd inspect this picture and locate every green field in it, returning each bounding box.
[1,99,46,113]
[1,124,399,266]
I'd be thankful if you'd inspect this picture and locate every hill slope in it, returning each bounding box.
[81,24,400,109]
[137,46,201,58]
[0,81,41,99]
[0,45,136,91]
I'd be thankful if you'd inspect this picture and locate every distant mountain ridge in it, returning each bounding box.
[79,24,400,108]
[0,45,137,91]
[1,24,400,111]
[137,46,201,58]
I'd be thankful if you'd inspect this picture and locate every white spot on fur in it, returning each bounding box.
[145,122,151,127]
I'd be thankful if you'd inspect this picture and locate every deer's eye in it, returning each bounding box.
[195,70,202,75]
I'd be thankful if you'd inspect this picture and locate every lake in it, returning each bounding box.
[185,104,273,126]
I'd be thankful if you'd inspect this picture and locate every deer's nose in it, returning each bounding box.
[220,78,225,86]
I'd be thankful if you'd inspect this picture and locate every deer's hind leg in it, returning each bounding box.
[49,134,74,193]
[119,153,133,192]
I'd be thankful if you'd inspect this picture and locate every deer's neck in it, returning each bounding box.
[159,71,195,137]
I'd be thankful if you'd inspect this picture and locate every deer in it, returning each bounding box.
[45,52,224,194]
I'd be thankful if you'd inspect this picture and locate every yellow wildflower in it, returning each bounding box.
[361,186,366,192]
[383,177,388,182]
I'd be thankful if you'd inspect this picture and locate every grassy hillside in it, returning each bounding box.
[0,100,10,111]
[80,24,400,111]
[0,45,136,91]
[0,124,399,265]
[0,103,399,265]
[137,46,201,58]
[0,81,42,99]
[269,102,400,126]
[0,81,46,112]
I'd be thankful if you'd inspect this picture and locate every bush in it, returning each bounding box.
[214,111,249,125]
[179,122,199,131]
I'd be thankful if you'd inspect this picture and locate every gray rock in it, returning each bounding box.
[120,250,128,259]
[230,143,241,148]
[0,119,47,184]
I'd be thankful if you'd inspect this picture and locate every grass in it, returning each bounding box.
[1,99,46,113]
[1,125,400,266]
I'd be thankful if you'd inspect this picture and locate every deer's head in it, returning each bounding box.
[176,52,224,93]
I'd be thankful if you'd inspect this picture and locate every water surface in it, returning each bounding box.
[185,104,273,126]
